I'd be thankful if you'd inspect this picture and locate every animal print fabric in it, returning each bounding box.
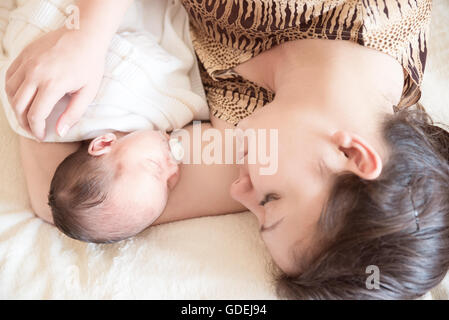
[181,0,432,125]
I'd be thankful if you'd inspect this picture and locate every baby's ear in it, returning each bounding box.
[88,133,117,156]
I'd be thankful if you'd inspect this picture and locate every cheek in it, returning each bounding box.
[263,234,298,275]
[138,181,169,223]
[145,177,168,199]
[125,175,168,208]
[277,138,321,189]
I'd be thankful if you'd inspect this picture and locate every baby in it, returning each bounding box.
[48,129,185,244]
[1,0,208,243]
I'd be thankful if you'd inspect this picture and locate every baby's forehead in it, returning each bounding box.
[109,166,168,202]
[111,160,165,184]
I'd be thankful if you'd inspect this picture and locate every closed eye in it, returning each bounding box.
[145,158,163,176]
[259,193,279,206]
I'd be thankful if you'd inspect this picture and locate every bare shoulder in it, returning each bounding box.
[19,137,81,223]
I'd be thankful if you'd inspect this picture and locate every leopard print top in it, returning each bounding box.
[181,0,432,125]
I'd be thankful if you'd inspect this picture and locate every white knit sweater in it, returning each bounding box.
[0,0,209,142]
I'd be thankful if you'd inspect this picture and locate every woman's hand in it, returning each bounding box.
[5,28,106,140]
[5,0,134,140]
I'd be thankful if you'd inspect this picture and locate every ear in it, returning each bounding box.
[331,131,383,180]
[88,133,117,156]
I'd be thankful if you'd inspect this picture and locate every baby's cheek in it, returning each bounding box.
[144,182,169,223]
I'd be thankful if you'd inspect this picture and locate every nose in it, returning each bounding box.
[230,167,264,225]
[160,131,170,140]
[235,133,248,163]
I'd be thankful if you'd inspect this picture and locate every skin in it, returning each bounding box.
[10,1,405,275]
[83,129,181,236]
[6,0,134,140]
[18,38,403,275]
[228,39,403,274]
[19,123,246,226]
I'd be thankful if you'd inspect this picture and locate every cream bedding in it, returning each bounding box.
[0,1,448,299]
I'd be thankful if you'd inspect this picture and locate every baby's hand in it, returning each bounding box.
[5,28,106,140]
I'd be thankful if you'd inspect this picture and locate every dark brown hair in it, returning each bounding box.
[276,106,449,299]
[48,141,123,244]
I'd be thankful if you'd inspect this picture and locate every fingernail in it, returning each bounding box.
[58,125,69,137]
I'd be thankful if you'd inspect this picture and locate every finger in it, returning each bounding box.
[56,87,95,137]
[6,54,24,81]
[27,85,65,141]
[5,65,25,103]
[12,81,38,130]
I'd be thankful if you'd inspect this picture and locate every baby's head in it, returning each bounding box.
[48,129,180,243]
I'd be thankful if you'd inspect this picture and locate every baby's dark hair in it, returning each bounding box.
[276,105,449,299]
[48,141,127,244]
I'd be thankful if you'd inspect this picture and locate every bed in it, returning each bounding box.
[0,0,448,299]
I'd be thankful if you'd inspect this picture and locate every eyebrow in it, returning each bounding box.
[260,216,285,233]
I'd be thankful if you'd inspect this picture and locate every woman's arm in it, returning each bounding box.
[75,0,135,44]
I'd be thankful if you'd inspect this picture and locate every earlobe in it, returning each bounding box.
[88,133,117,156]
[331,131,383,180]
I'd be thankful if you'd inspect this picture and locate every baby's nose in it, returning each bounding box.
[159,131,170,141]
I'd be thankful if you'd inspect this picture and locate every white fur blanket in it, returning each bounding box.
[0,0,448,299]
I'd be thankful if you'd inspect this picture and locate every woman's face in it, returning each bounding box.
[230,101,341,275]
[228,40,401,274]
